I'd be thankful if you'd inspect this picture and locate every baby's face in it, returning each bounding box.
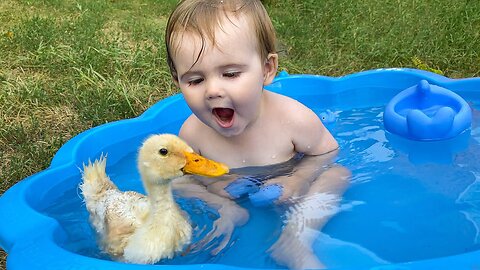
[172,14,270,137]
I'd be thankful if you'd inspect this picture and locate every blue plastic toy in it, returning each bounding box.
[248,184,283,207]
[225,177,283,206]
[224,176,261,198]
[319,109,337,124]
[383,80,472,141]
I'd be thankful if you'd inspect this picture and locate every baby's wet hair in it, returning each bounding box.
[165,0,277,78]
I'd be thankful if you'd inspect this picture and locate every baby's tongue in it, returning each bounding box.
[213,108,234,124]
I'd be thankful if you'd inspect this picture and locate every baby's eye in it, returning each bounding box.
[223,71,240,78]
[188,78,204,86]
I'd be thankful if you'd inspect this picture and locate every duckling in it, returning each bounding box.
[80,134,229,264]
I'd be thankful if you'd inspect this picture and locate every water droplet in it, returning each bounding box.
[271,155,276,159]
[307,145,311,149]
[242,160,246,163]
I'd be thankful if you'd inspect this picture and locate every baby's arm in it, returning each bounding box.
[266,105,350,268]
[247,101,341,205]
[260,151,339,202]
[172,176,249,254]
[289,100,339,156]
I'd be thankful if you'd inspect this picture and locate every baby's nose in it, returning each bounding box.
[205,80,224,99]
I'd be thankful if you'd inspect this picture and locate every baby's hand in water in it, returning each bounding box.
[192,201,249,255]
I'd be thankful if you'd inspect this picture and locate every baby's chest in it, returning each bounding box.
[203,135,296,167]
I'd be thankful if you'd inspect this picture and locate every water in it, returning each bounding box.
[320,103,480,267]
[42,102,480,269]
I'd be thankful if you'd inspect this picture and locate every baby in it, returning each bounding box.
[166,0,350,269]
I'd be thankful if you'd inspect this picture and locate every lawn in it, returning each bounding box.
[1,0,479,268]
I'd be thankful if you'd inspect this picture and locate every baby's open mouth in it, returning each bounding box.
[212,108,234,128]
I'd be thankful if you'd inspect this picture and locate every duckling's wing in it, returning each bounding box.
[98,191,150,257]
[105,191,149,225]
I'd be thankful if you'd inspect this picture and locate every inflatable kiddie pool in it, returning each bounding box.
[2,68,480,269]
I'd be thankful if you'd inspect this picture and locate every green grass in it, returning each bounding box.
[267,0,480,77]
[1,0,479,268]
[0,0,178,192]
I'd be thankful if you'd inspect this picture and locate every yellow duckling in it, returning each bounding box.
[80,134,229,264]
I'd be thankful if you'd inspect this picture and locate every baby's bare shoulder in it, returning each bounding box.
[265,91,337,154]
[266,91,317,120]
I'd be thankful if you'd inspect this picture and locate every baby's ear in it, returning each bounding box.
[263,53,279,86]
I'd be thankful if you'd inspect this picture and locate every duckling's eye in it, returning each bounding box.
[159,148,168,156]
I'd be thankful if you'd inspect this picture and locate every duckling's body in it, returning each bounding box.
[80,134,228,264]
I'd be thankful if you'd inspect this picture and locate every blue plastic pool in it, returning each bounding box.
[2,68,480,269]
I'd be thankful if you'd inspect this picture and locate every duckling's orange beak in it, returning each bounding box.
[182,151,229,177]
